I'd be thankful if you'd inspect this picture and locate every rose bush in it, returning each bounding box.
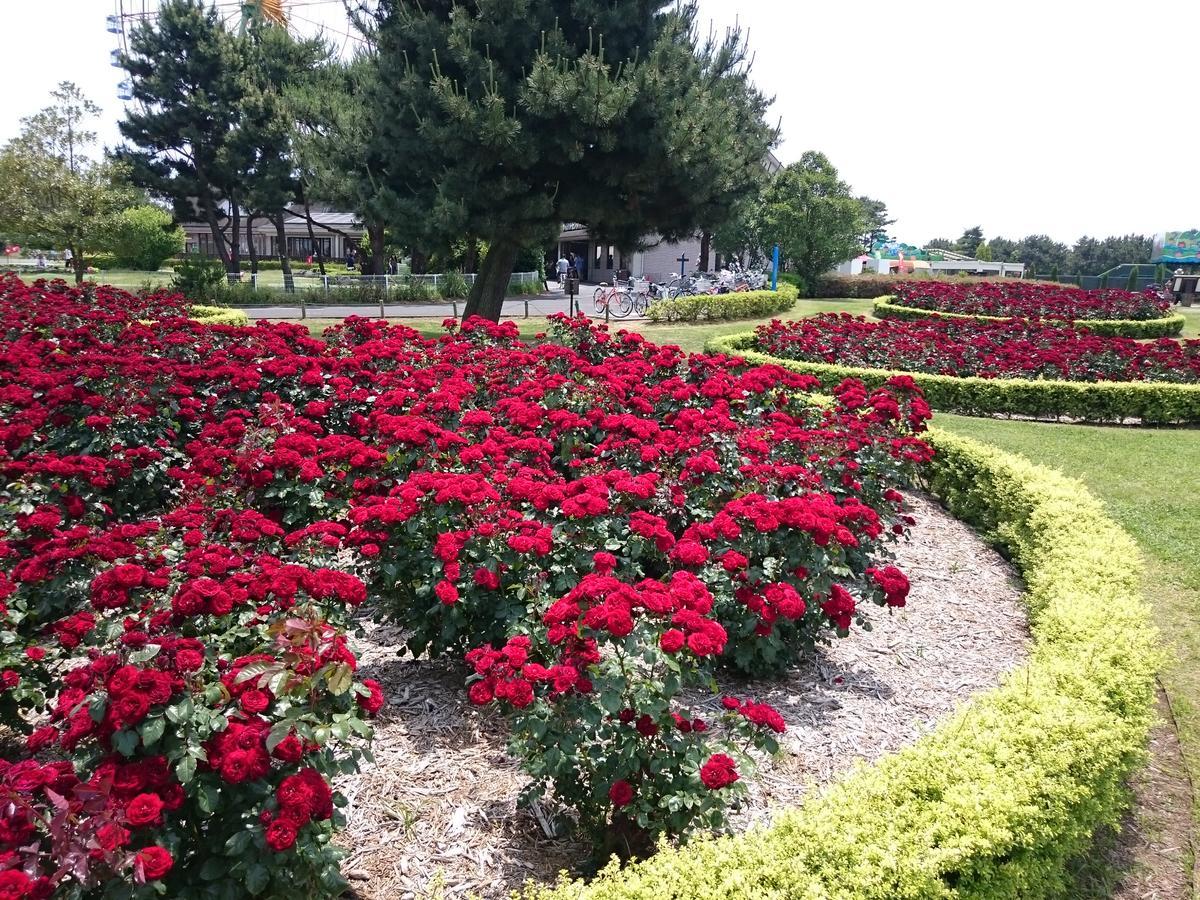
[890,280,1171,322]
[755,314,1200,384]
[0,274,932,888]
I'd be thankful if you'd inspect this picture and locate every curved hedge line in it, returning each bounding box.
[190,304,250,326]
[706,332,1200,424]
[645,284,798,323]
[523,430,1158,900]
[873,296,1187,338]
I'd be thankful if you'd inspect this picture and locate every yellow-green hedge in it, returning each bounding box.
[873,296,1187,338]
[645,284,798,323]
[705,333,1200,425]
[190,304,250,326]
[522,430,1158,900]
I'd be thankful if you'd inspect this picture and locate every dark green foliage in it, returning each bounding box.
[107,205,184,270]
[1050,265,1060,282]
[760,153,863,290]
[366,0,776,319]
[955,226,985,256]
[1100,272,1110,289]
[170,253,226,298]
[1125,266,1139,291]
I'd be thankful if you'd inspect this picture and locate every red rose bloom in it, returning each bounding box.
[699,754,739,790]
[95,822,131,851]
[135,845,174,881]
[240,689,271,714]
[265,817,298,852]
[125,792,165,827]
[608,779,634,807]
[356,678,385,715]
[658,629,685,654]
[0,870,32,898]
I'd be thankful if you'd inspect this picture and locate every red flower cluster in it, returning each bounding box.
[756,314,1200,384]
[0,276,932,881]
[891,280,1171,322]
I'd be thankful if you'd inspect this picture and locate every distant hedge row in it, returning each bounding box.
[523,429,1158,900]
[707,332,1200,425]
[644,284,798,322]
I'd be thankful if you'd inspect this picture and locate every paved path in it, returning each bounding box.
[238,283,647,322]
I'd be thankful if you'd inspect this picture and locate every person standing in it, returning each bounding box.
[573,252,585,282]
[556,252,569,284]
[62,247,73,272]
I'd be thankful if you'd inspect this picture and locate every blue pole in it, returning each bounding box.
[771,244,780,290]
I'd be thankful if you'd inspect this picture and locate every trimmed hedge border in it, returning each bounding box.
[873,295,1187,339]
[645,284,798,323]
[190,304,250,326]
[705,332,1200,424]
[524,430,1158,900]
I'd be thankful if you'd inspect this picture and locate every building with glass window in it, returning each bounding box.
[180,208,365,261]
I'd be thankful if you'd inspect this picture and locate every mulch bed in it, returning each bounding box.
[336,493,1031,899]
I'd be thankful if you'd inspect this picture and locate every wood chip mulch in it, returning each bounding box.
[335,493,1031,899]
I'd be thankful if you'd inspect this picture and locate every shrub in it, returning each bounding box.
[644,284,798,322]
[190,304,249,326]
[440,271,470,299]
[707,331,1200,424]
[872,297,1186,339]
[520,429,1158,900]
[170,253,226,300]
[106,206,186,271]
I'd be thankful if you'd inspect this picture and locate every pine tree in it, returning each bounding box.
[1125,266,1139,291]
[367,0,776,319]
[118,0,253,274]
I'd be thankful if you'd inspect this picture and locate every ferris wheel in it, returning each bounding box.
[106,1,360,99]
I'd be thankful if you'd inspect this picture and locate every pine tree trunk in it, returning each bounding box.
[410,249,428,275]
[367,224,386,276]
[272,213,294,293]
[699,231,711,272]
[229,203,242,275]
[464,237,479,274]
[246,214,259,275]
[203,200,232,271]
[463,237,520,321]
[72,248,85,285]
[303,198,326,275]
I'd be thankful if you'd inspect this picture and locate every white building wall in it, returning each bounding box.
[635,235,705,281]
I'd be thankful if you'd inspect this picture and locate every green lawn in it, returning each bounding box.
[937,414,1200,832]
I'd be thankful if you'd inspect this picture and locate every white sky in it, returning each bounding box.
[1,0,1196,246]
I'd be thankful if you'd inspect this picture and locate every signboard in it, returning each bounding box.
[1152,230,1200,264]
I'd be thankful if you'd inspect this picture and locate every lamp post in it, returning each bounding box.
[771,244,780,291]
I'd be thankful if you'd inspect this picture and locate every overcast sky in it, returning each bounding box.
[1,0,1196,246]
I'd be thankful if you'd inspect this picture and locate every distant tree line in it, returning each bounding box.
[926,227,1155,278]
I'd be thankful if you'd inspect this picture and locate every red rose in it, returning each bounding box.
[174,649,204,672]
[265,818,298,852]
[135,845,174,881]
[95,822,131,852]
[240,690,271,714]
[608,779,634,807]
[356,678,384,716]
[271,734,304,763]
[434,580,459,605]
[24,647,45,662]
[467,680,494,705]
[699,754,738,790]
[658,629,685,654]
[0,870,32,898]
[125,792,164,827]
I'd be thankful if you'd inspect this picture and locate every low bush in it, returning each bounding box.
[190,305,249,326]
[644,284,798,322]
[810,274,1035,300]
[708,331,1200,424]
[873,296,1187,339]
[521,429,1158,900]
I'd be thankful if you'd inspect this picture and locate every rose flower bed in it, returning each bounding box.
[755,314,1200,384]
[892,280,1171,321]
[877,281,1185,337]
[0,274,932,894]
